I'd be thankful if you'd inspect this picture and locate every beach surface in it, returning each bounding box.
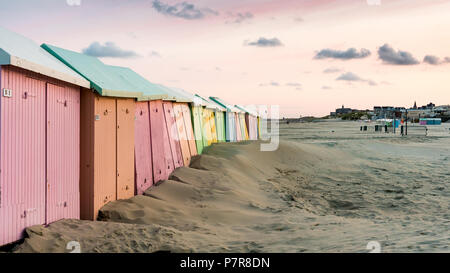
[12,121,450,253]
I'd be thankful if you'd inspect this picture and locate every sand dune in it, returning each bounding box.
[13,121,450,253]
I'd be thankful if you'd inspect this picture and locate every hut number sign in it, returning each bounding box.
[3,88,12,98]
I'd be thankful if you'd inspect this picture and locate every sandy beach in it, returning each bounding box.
[11,120,450,253]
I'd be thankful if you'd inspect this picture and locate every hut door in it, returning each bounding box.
[134,102,153,195]
[116,99,135,199]
[46,83,80,224]
[161,103,175,178]
[173,104,190,167]
[192,106,204,153]
[163,102,183,169]
[235,114,241,141]
[149,100,171,182]
[0,72,46,245]
[225,111,232,142]
[93,97,116,215]
[209,110,217,144]
[181,104,197,156]
[202,108,212,146]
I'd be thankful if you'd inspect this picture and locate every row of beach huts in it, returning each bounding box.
[0,27,262,246]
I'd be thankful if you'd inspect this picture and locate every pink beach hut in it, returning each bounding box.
[0,27,90,246]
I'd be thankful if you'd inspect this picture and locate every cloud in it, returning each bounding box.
[286,82,302,90]
[337,72,362,81]
[149,51,161,58]
[423,55,440,65]
[152,0,218,20]
[226,12,253,24]
[128,32,138,39]
[336,72,377,86]
[259,81,281,87]
[82,42,138,58]
[246,37,283,47]
[367,80,377,86]
[314,48,371,60]
[66,0,81,6]
[259,82,302,90]
[423,55,450,65]
[323,67,342,73]
[377,44,419,65]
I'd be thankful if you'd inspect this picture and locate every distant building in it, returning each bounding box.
[417,102,435,110]
[434,105,450,114]
[332,102,446,120]
[330,105,374,118]
[374,106,395,119]
[336,105,353,115]
[405,102,437,120]
[407,109,433,120]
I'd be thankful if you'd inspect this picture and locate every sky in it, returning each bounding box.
[1,0,450,117]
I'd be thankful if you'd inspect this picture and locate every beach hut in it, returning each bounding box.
[179,100,198,158]
[235,105,259,140]
[245,107,258,140]
[193,95,217,145]
[236,108,249,140]
[209,97,241,142]
[135,83,198,194]
[168,87,207,154]
[0,27,91,245]
[41,44,159,220]
[195,95,226,143]
[104,68,178,195]
[212,104,226,143]
[172,91,213,148]
[152,84,197,169]
[234,110,243,142]
[257,116,261,139]
[252,112,259,140]
[207,107,218,144]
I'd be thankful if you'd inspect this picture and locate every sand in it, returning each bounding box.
[12,120,450,253]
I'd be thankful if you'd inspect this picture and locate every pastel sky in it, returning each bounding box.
[1,0,450,117]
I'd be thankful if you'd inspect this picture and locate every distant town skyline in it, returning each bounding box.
[1,0,450,117]
[335,101,444,113]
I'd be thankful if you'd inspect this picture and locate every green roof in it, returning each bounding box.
[209,97,242,113]
[195,94,225,111]
[0,27,89,88]
[41,44,166,99]
[105,65,167,100]
[153,84,192,103]
[170,87,205,105]
[235,105,258,116]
